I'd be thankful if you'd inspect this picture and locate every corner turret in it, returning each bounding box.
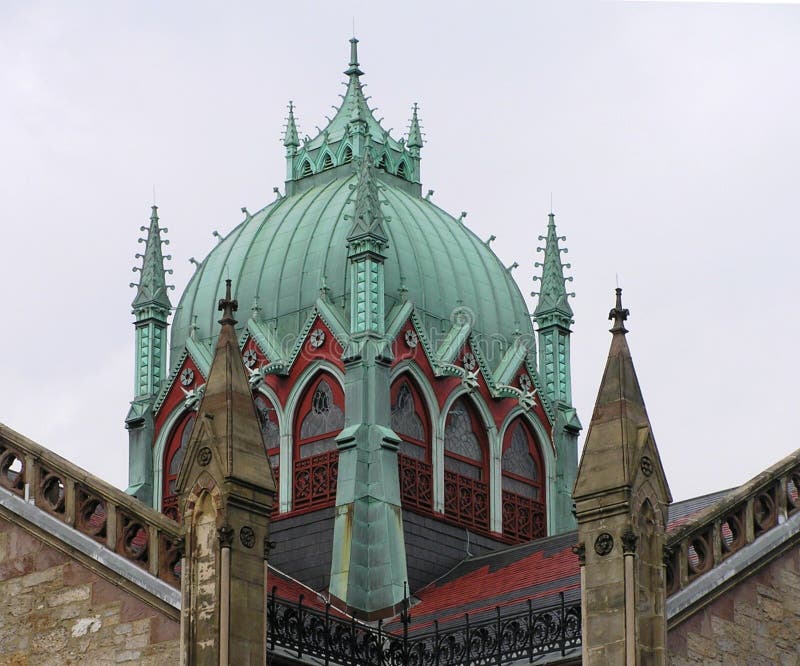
[532,212,580,533]
[126,204,173,503]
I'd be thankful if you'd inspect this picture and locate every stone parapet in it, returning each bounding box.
[0,423,181,590]
[665,448,800,599]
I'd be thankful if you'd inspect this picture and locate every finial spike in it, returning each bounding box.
[608,287,629,334]
[218,279,238,326]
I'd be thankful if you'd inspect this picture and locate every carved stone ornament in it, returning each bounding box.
[404,329,418,349]
[197,447,212,467]
[309,328,326,349]
[243,348,258,368]
[462,352,477,372]
[217,525,234,548]
[640,455,654,477]
[621,529,638,555]
[594,532,614,556]
[519,373,532,392]
[179,367,195,387]
[240,526,256,549]
[264,537,276,560]
[571,542,586,566]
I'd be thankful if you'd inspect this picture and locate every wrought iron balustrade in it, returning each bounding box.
[267,587,581,665]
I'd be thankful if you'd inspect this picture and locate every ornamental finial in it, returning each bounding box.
[218,279,238,326]
[345,37,363,77]
[608,287,629,334]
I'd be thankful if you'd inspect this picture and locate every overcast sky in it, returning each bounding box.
[1,1,798,502]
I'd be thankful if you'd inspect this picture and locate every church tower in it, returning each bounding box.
[573,289,671,665]
[126,205,172,503]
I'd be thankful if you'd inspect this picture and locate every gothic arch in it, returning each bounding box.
[500,418,546,541]
[498,407,557,535]
[441,392,492,533]
[291,370,345,512]
[391,374,433,513]
[161,411,197,521]
[281,361,345,512]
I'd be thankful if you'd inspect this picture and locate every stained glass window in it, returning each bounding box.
[444,398,484,480]
[501,421,543,500]
[391,383,424,442]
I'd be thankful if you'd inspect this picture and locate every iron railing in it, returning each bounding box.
[267,588,581,665]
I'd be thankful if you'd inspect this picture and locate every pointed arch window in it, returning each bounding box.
[443,397,489,532]
[391,379,432,512]
[342,145,353,164]
[162,412,196,522]
[300,159,313,177]
[501,420,545,542]
[321,153,334,170]
[377,153,389,171]
[293,375,344,511]
[396,161,407,179]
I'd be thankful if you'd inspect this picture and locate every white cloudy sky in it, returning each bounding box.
[1,1,798,502]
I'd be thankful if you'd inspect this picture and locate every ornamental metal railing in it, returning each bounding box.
[267,588,581,665]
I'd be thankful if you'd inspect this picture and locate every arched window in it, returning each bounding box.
[300,159,313,177]
[501,421,545,541]
[377,153,389,171]
[396,161,407,178]
[443,397,489,532]
[391,379,431,512]
[342,145,353,164]
[293,375,344,511]
[321,153,334,170]
[162,413,196,521]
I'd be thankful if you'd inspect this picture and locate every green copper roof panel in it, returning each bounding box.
[171,172,532,363]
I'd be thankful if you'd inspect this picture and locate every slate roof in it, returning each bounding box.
[267,488,734,636]
[667,488,734,531]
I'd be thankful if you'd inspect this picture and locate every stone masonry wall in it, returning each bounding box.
[0,516,179,665]
[668,545,800,665]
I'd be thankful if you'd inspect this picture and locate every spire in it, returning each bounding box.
[283,100,299,150]
[573,288,670,499]
[407,103,423,149]
[177,278,276,494]
[533,212,573,320]
[347,148,388,244]
[132,205,172,311]
[572,289,671,664]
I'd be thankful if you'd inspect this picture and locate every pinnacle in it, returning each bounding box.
[407,103,423,149]
[131,204,172,312]
[532,212,573,320]
[347,148,388,244]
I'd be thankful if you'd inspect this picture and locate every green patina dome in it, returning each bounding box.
[170,172,532,360]
[169,40,533,361]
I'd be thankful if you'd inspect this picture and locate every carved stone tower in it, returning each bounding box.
[573,289,671,665]
[175,280,276,665]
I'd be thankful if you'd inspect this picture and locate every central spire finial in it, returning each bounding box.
[608,287,629,334]
[218,278,238,326]
[345,37,363,77]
